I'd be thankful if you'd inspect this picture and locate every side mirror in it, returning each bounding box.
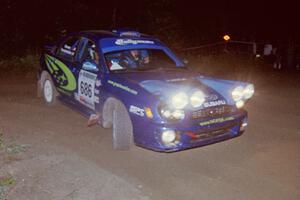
[82,60,99,72]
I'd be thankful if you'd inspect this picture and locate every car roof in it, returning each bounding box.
[77,30,154,40]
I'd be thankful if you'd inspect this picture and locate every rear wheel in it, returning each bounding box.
[42,74,58,105]
[112,101,133,150]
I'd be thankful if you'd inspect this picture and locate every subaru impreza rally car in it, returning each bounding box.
[37,29,254,152]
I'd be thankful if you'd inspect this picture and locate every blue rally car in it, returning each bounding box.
[37,29,254,152]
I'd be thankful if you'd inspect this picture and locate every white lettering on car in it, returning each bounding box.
[203,100,226,108]
[60,48,75,56]
[129,105,145,117]
[107,80,138,95]
[115,39,154,45]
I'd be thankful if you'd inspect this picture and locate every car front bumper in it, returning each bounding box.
[133,110,248,152]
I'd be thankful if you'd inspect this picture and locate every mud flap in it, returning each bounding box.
[87,113,100,127]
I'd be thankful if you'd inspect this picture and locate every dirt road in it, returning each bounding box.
[0,71,299,200]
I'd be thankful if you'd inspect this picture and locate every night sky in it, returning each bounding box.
[0,0,298,56]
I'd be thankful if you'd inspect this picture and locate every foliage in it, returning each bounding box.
[0,175,16,200]
[0,53,39,77]
[140,0,186,49]
[186,52,259,82]
[6,144,30,155]
[0,131,4,150]
[0,130,30,155]
[0,176,16,187]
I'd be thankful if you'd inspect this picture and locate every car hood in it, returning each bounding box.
[114,69,228,103]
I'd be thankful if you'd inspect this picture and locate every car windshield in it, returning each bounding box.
[104,49,181,72]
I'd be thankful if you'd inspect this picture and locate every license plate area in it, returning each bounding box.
[190,123,238,142]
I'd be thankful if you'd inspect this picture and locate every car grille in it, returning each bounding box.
[191,105,233,119]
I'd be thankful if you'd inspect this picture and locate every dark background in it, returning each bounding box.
[0,0,299,57]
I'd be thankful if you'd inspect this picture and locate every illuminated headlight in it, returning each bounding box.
[172,92,188,109]
[240,122,248,132]
[236,100,245,108]
[243,84,254,99]
[232,86,244,101]
[161,130,176,144]
[190,90,205,108]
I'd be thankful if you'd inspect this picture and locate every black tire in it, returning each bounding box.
[42,73,58,106]
[112,101,133,150]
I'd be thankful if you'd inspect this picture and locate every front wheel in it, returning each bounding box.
[42,74,58,106]
[112,101,133,150]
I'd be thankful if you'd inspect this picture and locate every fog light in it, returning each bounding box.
[240,122,248,132]
[232,86,244,101]
[172,110,185,120]
[161,109,172,118]
[161,130,176,145]
[243,84,254,99]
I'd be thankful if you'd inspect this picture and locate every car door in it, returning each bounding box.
[47,36,82,98]
[73,38,103,112]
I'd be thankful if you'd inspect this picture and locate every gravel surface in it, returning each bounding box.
[0,70,299,200]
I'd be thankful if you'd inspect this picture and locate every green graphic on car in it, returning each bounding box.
[45,54,76,91]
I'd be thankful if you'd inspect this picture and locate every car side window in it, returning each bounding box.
[57,37,81,62]
[81,39,100,65]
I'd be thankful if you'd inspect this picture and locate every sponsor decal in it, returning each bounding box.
[64,45,72,50]
[129,105,145,117]
[199,116,235,126]
[78,70,98,110]
[205,94,219,101]
[79,96,85,102]
[203,100,226,108]
[78,96,94,109]
[45,54,76,91]
[60,48,75,56]
[94,89,100,95]
[107,80,138,95]
[95,80,101,87]
[94,96,100,103]
[115,39,154,45]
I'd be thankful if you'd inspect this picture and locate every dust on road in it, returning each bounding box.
[0,71,299,200]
